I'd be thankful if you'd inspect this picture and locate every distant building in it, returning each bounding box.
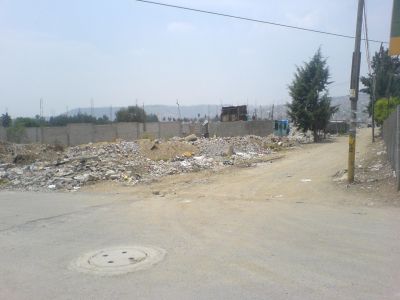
[220,105,248,122]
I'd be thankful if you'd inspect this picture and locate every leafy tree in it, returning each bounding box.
[287,49,338,141]
[14,117,41,127]
[146,113,159,122]
[361,46,400,115]
[48,113,110,126]
[374,97,400,125]
[1,113,11,128]
[34,115,46,126]
[6,122,26,143]
[115,106,146,123]
[97,115,110,124]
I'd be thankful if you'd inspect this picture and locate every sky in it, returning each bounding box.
[0,0,394,117]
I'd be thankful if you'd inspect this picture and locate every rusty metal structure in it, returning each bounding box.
[220,105,248,122]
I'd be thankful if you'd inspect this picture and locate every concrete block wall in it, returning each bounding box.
[93,124,117,143]
[140,122,159,139]
[42,127,69,145]
[188,123,202,136]
[245,120,274,137]
[23,127,40,143]
[1,120,274,146]
[181,123,190,136]
[116,123,139,141]
[209,122,243,137]
[160,122,182,139]
[68,124,94,146]
[209,121,273,137]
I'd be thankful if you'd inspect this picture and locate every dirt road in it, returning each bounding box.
[0,129,399,299]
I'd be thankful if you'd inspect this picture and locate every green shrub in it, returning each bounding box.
[374,97,400,125]
[6,123,26,143]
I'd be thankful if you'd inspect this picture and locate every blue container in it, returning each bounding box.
[274,120,290,137]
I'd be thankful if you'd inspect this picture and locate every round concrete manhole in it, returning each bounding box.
[72,246,166,276]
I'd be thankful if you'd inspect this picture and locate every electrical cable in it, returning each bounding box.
[135,0,388,44]
[363,1,377,141]
[363,2,373,74]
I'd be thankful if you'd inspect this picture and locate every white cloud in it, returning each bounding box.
[167,21,194,33]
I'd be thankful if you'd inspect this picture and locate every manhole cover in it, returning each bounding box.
[71,246,166,276]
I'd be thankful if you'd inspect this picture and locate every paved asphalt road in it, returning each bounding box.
[1,130,400,300]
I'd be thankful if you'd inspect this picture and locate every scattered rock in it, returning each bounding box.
[0,134,300,192]
[185,134,198,142]
[13,154,36,165]
[182,151,194,158]
[222,145,234,156]
[150,141,159,150]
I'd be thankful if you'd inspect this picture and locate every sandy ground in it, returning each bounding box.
[86,128,398,206]
[0,128,399,299]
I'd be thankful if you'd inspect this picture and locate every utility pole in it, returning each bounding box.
[90,98,94,117]
[348,0,364,183]
[271,104,275,120]
[371,75,376,143]
[142,102,146,131]
[39,98,44,119]
[176,99,182,120]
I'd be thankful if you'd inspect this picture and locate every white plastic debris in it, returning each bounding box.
[300,179,312,183]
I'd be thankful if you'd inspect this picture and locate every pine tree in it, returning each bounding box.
[287,49,337,142]
[1,113,11,128]
[360,45,400,116]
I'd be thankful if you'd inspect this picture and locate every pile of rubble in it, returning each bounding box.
[0,134,302,192]
[288,128,314,144]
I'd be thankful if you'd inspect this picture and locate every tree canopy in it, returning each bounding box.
[287,49,338,141]
[115,106,158,123]
[361,45,400,115]
[48,113,110,127]
[1,113,11,128]
[374,97,400,125]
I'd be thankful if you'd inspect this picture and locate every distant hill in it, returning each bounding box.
[68,93,371,122]
[68,105,221,121]
[330,93,370,122]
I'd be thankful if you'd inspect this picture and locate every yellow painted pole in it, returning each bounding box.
[348,0,364,183]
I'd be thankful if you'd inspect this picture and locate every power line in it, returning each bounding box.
[135,0,388,44]
[363,1,377,142]
[363,2,373,74]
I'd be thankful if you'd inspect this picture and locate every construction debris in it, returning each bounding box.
[0,134,306,192]
[184,134,198,142]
